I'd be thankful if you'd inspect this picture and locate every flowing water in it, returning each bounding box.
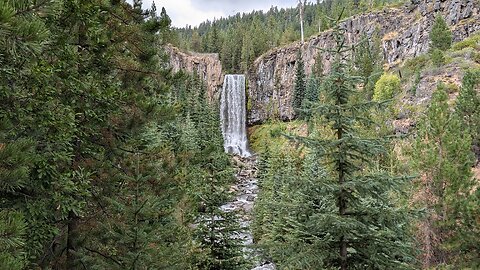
[223,155,275,270]
[220,75,251,157]
[219,74,275,269]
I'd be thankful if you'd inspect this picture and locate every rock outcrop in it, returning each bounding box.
[247,0,480,125]
[165,45,223,102]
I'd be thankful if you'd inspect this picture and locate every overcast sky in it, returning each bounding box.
[127,0,301,27]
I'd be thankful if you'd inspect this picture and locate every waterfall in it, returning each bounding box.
[220,75,251,157]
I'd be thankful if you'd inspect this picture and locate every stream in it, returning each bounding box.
[221,155,275,270]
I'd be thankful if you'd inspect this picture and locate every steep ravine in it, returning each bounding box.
[167,0,479,127]
[247,0,480,125]
[221,155,275,270]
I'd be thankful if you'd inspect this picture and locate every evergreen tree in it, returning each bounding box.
[354,33,382,96]
[455,69,480,148]
[191,30,202,52]
[305,75,320,104]
[313,51,324,78]
[149,1,157,18]
[0,119,33,269]
[0,210,26,270]
[302,50,324,119]
[303,75,320,119]
[133,0,143,10]
[188,88,245,269]
[293,50,306,116]
[208,22,221,53]
[240,32,255,72]
[173,0,403,61]
[193,150,246,270]
[293,20,414,269]
[431,48,445,67]
[159,7,173,43]
[253,152,317,268]
[429,15,452,51]
[0,1,193,268]
[413,83,478,268]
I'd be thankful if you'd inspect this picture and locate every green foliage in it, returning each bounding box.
[403,54,430,74]
[249,121,306,153]
[312,51,324,78]
[473,51,480,64]
[255,20,415,269]
[293,51,306,116]
[305,75,320,104]
[174,0,403,72]
[354,33,383,91]
[192,150,246,270]
[431,48,446,67]
[429,15,452,51]
[0,1,243,269]
[208,22,221,53]
[301,51,325,118]
[253,152,316,268]
[455,69,480,145]
[169,73,246,269]
[0,211,26,270]
[413,83,478,268]
[373,73,401,101]
[451,33,480,51]
[241,32,255,72]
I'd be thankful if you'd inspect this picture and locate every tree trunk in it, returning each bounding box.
[338,125,347,270]
[298,0,305,43]
[67,17,87,269]
[67,211,79,269]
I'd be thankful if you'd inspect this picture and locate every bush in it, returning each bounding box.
[445,83,459,93]
[452,34,480,51]
[431,48,445,67]
[473,51,480,64]
[403,54,429,76]
[373,73,401,101]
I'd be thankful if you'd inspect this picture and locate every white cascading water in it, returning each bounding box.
[220,74,251,157]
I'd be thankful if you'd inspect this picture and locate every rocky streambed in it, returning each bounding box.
[221,155,275,270]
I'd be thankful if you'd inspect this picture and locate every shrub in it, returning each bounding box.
[409,70,422,95]
[452,33,480,51]
[403,54,429,74]
[431,48,445,67]
[373,73,401,101]
[473,51,480,64]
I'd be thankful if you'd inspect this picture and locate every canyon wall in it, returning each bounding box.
[165,45,223,102]
[247,0,480,125]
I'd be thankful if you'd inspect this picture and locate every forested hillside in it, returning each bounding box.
[173,0,404,73]
[172,0,480,268]
[2,0,480,269]
[0,0,244,269]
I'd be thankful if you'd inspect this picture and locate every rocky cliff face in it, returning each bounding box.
[165,45,223,102]
[247,0,480,125]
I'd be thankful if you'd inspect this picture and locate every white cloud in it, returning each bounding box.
[160,0,225,27]
[127,0,299,28]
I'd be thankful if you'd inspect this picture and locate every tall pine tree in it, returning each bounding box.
[455,69,480,155]
[293,50,306,117]
[413,83,478,268]
[293,18,414,269]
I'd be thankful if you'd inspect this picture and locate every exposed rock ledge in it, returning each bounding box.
[247,0,480,125]
[165,45,223,102]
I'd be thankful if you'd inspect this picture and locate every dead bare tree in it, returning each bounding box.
[298,0,307,43]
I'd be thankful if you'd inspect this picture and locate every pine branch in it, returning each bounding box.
[84,247,123,266]
[14,0,51,16]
